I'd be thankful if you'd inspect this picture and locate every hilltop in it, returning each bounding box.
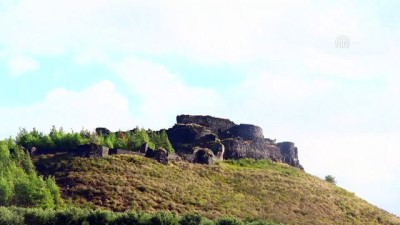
[6,115,400,225]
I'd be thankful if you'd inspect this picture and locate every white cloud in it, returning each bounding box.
[111,57,222,129]
[0,80,135,139]
[0,0,388,66]
[8,55,39,76]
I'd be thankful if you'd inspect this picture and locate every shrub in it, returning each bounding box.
[54,207,89,225]
[110,211,151,225]
[87,210,115,225]
[23,208,55,225]
[216,217,244,225]
[0,207,24,225]
[180,213,204,225]
[325,175,337,185]
[149,211,180,225]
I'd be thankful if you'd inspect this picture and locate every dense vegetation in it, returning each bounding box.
[0,207,285,225]
[16,127,174,153]
[0,140,64,209]
[34,154,400,225]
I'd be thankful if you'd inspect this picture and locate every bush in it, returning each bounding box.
[325,175,337,185]
[180,213,204,225]
[54,207,89,225]
[149,211,180,225]
[87,210,115,225]
[23,208,55,225]
[216,217,244,225]
[110,211,151,225]
[0,207,24,225]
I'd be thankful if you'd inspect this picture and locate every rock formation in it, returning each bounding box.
[168,115,303,169]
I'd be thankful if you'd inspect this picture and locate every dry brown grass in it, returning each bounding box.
[34,154,400,225]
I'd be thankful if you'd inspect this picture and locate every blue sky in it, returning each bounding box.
[1,0,400,216]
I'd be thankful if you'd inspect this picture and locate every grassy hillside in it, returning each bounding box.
[34,153,400,225]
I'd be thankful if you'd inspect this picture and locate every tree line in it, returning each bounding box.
[16,126,175,153]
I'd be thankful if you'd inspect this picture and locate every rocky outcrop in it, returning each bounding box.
[168,115,303,169]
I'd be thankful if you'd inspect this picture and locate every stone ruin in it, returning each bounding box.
[23,115,303,169]
[167,115,303,169]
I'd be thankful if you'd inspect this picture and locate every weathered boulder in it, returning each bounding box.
[193,147,214,165]
[77,143,109,158]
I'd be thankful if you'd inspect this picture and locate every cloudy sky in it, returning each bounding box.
[1,0,400,215]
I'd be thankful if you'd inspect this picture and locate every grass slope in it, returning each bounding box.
[34,153,400,225]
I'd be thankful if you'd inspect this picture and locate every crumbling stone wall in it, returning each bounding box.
[169,115,304,169]
[77,144,109,158]
[177,115,236,134]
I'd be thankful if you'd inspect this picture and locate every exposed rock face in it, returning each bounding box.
[168,115,303,169]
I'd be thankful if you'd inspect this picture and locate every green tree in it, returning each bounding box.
[0,141,64,209]
[149,130,174,153]
[325,175,336,185]
[14,175,55,209]
[126,128,154,151]
[0,177,12,205]
[46,176,65,209]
